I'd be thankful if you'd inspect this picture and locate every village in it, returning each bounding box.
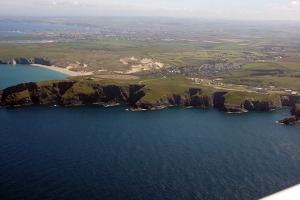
[189,77,299,95]
[165,61,245,77]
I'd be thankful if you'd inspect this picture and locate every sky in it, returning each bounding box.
[1,0,300,20]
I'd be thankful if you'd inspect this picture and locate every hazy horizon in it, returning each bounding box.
[1,0,300,21]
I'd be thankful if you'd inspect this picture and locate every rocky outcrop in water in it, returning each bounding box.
[278,115,298,125]
[277,97,300,125]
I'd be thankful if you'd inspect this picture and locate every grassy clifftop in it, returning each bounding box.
[0,75,290,113]
[224,91,280,105]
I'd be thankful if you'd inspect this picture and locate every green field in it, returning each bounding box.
[1,17,300,91]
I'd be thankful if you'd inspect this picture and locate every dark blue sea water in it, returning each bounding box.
[0,21,87,43]
[0,31,28,37]
[0,64,69,89]
[0,66,300,200]
[0,106,300,200]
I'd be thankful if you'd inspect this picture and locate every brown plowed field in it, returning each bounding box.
[278,58,300,62]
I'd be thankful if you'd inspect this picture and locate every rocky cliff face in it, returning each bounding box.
[278,98,300,125]
[0,80,298,118]
[212,99,282,113]
[291,104,300,118]
[0,81,217,110]
[214,95,282,113]
[0,58,52,66]
[127,89,283,112]
[243,98,282,111]
[133,88,215,110]
[281,95,300,107]
[0,81,146,107]
[0,90,2,107]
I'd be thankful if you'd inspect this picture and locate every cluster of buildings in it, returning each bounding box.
[43,31,101,40]
[246,86,298,95]
[166,61,245,77]
[188,77,299,96]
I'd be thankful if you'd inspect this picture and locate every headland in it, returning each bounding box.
[0,76,299,124]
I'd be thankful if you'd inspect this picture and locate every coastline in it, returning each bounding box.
[31,64,93,76]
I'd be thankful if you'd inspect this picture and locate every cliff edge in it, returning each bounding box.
[0,79,293,115]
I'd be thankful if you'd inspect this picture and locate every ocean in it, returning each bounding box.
[0,21,85,32]
[0,21,88,44]
[0,65,300,200]
[0,64,69,89]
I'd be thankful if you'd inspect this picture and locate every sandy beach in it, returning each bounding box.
[31,64,93,76]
